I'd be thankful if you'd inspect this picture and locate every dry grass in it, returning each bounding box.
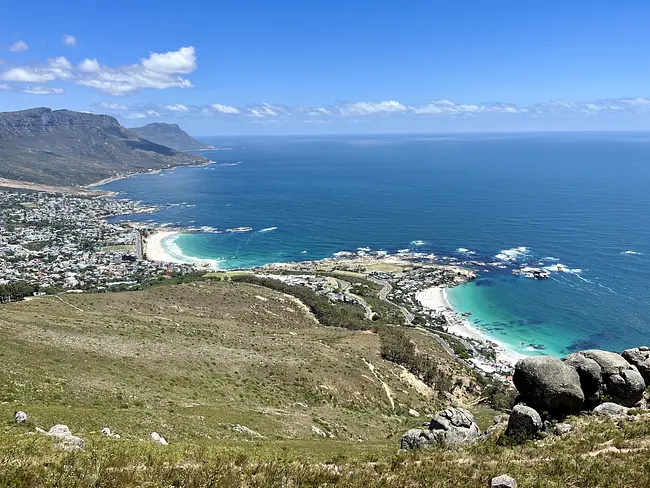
[0,281,458,443]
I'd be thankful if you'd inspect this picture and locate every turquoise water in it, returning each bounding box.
[100,133,650,357]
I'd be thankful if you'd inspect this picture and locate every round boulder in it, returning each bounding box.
[513,356,584,415]
[593,402,628,417]
[400,428,440,450]
[429,407,481,445]
[506,404,543,442]
[562,352,602,396]
[491,475,517,488]
[622,347,650,384]
[581,349,646,407]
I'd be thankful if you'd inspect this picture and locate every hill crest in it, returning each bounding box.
[130,122,210,151]
[0,107,209,186]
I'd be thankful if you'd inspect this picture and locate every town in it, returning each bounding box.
[0,189,199,300]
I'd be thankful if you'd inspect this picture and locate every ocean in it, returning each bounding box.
[100,132,650,358]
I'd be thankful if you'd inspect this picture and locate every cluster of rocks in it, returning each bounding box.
[13,410,169,448]
[401,347,650,449]
[401,407,481,449]
[514,348,649,414]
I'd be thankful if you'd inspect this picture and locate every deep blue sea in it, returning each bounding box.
[100,132,650,358]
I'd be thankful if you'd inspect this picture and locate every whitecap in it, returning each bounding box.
[411,240,426,246]
[301,250,308,254]
[456,247,476,255]
[542,256,560,261]
[397,249,411,254]
[357,247,371,252]
[333,251,355,257]
[258,227,278,233]
[495,246,529,262]
[621,250,642,255]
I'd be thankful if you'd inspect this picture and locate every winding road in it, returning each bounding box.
[367,276,414,325]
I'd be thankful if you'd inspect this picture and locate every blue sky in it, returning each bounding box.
[1,0,650,134]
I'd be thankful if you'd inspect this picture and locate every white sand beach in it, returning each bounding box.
[416,286,526,367]
[145,231,187,264]
[145,230,221,269]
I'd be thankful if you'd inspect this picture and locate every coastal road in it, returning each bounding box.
[367,276,414,325]
[331,277,374,320]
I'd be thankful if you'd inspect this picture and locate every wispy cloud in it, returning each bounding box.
[164,104,190,112]
[337,100,408,116]
[90,97,650,123]
[0,83,63,95]
[63,35,77,47]
[211,103,240,114]
[8,40,28,52]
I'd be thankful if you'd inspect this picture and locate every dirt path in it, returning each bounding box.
[362,358,395,410]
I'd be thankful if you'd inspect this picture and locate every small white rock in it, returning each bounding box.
[14,411,28,423]
[408,409,420,418]
[101,427,112,436]
[150,431,168,445]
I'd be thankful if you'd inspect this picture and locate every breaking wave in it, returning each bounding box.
[495,246,529,262]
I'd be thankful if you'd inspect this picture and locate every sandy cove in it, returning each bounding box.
[416,286,526,367]
[145,231,187,264]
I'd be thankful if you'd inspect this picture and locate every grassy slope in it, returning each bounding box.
[2,280,649,487]
[0,281,464,443]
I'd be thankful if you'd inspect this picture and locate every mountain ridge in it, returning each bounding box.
[130,122,211,151]
[0,107,209,186]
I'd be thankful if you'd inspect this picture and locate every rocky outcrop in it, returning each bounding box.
[401,407,480,449]
[622,347,650,384]
[47,424,84,450]
[513,356,584,414]
[505,405,542,441]
[514,349,647,419]
[593,402,629,417]
[232,424,263,438]
[429,407,481,445]
[562,352,602,407]
[580,350,646,406]
[491,475,517,488]
[400,428,441,450]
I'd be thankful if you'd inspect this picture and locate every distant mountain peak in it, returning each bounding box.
[130,122,210,151]
[0,107,209,186]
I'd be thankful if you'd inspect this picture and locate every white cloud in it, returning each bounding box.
[247,103,290,117]
[78,58,100,72]
[125,112,148,119]
[211,103,240,114]
[97,102,129,111]
[337,100,407,116]
[21,86,64,95]
[142,46,196,74]
[48,56,73,70]
[147,110,160,117]
[1,67,56,83]
[63,35,77,47]
[0,45,197,95]
[164,104,190,112]
[8,40,28,52]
